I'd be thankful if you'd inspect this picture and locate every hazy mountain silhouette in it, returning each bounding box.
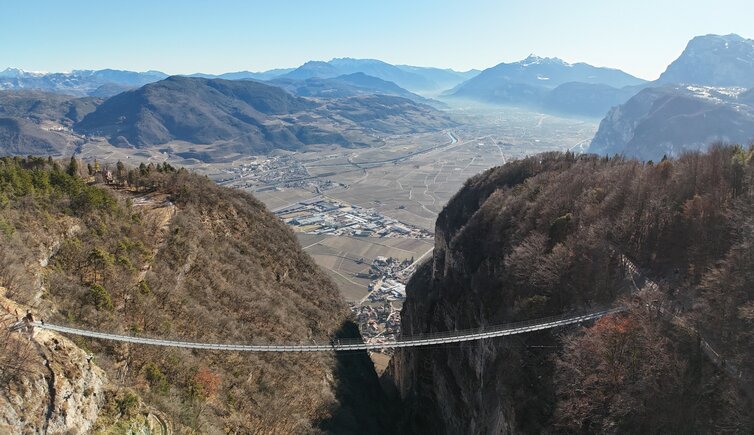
[589,85,754,160]
[446,55,646,116]
[281,58,476,92]
[657,34,754,87]
[270,72,440,106]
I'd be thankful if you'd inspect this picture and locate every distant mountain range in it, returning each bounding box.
[445,55,647,116]
[0,58,471,162]
[187,68,295,81]
[589,34,754,160]
[280,58,478,92]
[0,68,168,97]
[268,72,440,106]
[4,34,754,162]
[452,54,645,90]
[0,58,478,98]
[0,76,455,161]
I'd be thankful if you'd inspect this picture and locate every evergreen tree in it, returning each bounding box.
[67,156,79,177]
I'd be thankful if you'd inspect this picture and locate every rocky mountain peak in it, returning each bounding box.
[520,54,569,67]
[657,33,754,87]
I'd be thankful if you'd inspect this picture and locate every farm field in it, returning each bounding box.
[296,233,433,301]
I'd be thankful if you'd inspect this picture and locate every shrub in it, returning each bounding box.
[116,390,139,417]
[143,363,170,394]
[0,218,14,237]
[138,280,152,296]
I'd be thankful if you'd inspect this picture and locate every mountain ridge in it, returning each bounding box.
[281,58,476,92]
[445,54,647,116]
[388,149,754,433]
[269,72,441,106]
[0,68,168,97]
[586,33,754,159]
[588,84,754,160]
[47,76,454,161]
[0,158,393,433]
[657,33,754,87]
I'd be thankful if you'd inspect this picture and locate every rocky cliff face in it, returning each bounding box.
[386,150,754,433]
[588,85,754,160]
[587,33,754,161]
[657,34,754,88]
[1,295,108,434]
[386,156,610,434]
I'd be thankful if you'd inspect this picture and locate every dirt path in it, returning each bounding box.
[130,193,177,282]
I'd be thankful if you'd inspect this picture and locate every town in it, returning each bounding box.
[351,256,417,350]
[275,197,433,238]
[218,155,344,193]
[351,303,401,349]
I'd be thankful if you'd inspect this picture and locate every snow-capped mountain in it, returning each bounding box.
[0,68,168,97]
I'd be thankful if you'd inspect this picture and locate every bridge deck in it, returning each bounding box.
[30,308,623,352]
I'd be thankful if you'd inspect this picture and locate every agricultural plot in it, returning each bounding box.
[296,234,433,301]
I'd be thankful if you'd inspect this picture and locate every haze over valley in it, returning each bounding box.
[2,1,754,432]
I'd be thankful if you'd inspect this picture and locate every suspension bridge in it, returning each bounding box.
[25,308,622,352]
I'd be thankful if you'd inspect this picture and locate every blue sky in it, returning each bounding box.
[2,0,752,80]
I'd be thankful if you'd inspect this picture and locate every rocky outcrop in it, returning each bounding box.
[385,157,575,434]
[0,300,108,434]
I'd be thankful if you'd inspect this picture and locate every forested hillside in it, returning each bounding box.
[389,146,754,433]
[0,157,389,433]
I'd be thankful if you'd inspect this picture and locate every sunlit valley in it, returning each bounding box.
[1,2,754,434]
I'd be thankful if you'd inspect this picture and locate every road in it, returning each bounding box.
[271,195,322,213]
[406,246,434,270]
[359,277,384,305]
[305,130,460,169]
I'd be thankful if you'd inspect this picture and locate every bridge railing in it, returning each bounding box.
[390,307,622,344]
[24,307,624,351]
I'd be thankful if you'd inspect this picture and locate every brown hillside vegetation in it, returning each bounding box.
[0,157,390,433]
[390,145,754,433]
